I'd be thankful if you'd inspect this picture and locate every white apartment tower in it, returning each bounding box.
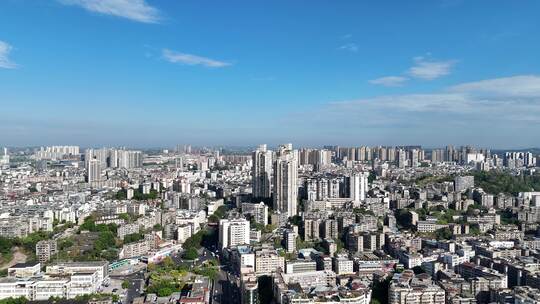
[350,172,369,202]
[219,218,250,250]
[410,149,419,167]
[284,230,296,253]
[86,158,101,183]
[273,144,299,217]
[252,144,273,199]
[0,148,9,166]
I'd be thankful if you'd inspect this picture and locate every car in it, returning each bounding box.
[112,288,118,292]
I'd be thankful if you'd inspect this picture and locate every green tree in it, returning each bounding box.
[434,227,453,240]
[79,216,97,232]
[162,256,175,269]
[395,209,413,229]
[123,233,144,244]
[0,297,28,304]
[182,247,198,260]
[157,287,173,297]
[118,213,130,221]
[289,215,302,226]
[262,224,276,233]
[472,171,540,195]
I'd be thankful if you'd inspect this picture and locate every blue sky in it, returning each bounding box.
[1,0,540,148]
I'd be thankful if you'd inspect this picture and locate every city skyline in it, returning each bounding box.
[2,1,540,147]
[3,2,540,303]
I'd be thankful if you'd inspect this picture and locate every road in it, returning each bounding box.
[169,241,239,304]
[170,247,217,268]
[111,269,145,304]
[213,264,240,304]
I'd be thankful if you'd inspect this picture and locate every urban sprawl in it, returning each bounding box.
[0,144,540,304]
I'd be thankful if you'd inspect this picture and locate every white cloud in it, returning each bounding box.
[0,40,17,69]
[367,55,456,85]
[408,56,456,80]
[162,49,231,68]
[329,75,540,124]
[331,93,471,114]
[449,75,540,97]
[59,0,160,23]
[338,43,359,52]
[369,76,408,87]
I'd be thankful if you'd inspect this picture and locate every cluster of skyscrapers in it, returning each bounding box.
[252,144,299,217]
[34,145,80,160]
[85,148,143,183]
[85,148,143,169]
[252,144,369,217]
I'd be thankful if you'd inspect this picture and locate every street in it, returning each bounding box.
[213,264,240,304]
[109,269,145,304]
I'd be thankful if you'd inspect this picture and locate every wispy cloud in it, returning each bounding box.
[162,49,231,68]
[369,55,456,86]
[0,40,17,69]
[338,43,359,52]
[408,56,457,80]
[333,75,540,125]
[369,76,408,87]
[59,0,160,23]
[448,75,540,97]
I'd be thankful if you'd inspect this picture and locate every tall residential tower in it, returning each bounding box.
[273,144,298,217]
[252,144,273,199]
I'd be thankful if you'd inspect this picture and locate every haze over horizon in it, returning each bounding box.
[2,0,540,147]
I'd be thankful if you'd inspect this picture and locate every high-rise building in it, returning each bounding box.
[349,172,369,202]
[241,202,269,226]
[397,149,407,168]
[118,150,143,168]
[431,149,445,164]
[35,146,80,160]
[252,144,273,199]
[304,219,321,241]
[284,230,296,253]
[108,149,118,168]
[219,218,250,250]
[273,144,299,217]
[446,145,455,162]
[85,148,142,169]
[410,149,419,167]
[0,148,9,166]
[86,158,101,183]
[386,147,396,162]
[85,148,108,169]
[175,156,184,171]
